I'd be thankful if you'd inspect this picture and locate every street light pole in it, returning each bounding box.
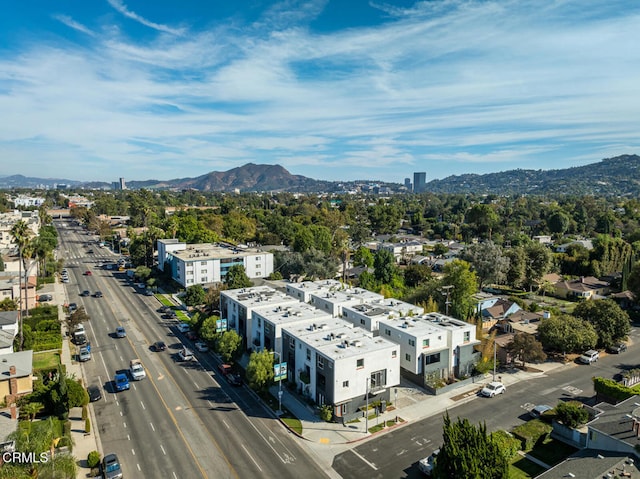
[441,285,453,316]
[271,351,283,415]
[365,377,370,434]
[493,339,497,382]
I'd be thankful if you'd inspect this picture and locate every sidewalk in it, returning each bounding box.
[272,360,573,446]
[50,279,102,478]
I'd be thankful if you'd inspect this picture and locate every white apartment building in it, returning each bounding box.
[309,287,384,317]
[10,196,46,208]
[282,319,400,422]
[0,210,40,251]
[157,239,274,288]
[378,313,480,387]
[286,279,344,303]
[341,298,424,334]
[251,302,332,355]
[220,286,299,351]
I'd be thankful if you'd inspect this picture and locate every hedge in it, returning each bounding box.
[511,420,552,451]
[593,377,640,402]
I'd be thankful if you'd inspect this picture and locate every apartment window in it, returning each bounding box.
[425,352,441,365]
[385,329,391,336]
[200,269,207,274]
[201,261,206,266]
[258,318,262,327]
[392,350,397,358]
[422,339,430,348]
[405,353,411,361]
[256,264,261,268]
[356,358,364,369]
[187,279,193,284]
[201,277,208,283]
[290,337,295,348]
[342,380,349,388]
[370,369,386,389]
[256,272,261,276]
[464,331,470,342]
[306,348,311,361]
[318,356,324,370]
[360,319,365,326]
[408,338,415,347]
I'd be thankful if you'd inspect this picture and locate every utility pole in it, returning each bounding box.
[365,377,370,434]
[441,285,454,316]
[493,339,497,382]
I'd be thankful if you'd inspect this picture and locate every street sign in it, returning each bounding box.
[216,318,228,333]
[274,362,288,382]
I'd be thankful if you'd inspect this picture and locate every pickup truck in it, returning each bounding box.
[73,331,87,345]
[114,373,130,392]
[129,359,146,380]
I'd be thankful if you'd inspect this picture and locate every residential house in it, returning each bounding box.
[157,239,274,287]
[532,235,553,245]
[0,272,37,312]
[379,240,424,263]
[250,302,332,354]
[498,310,547,335]
[282,320,400,422]
[553,276,610,300]
[555,239,594,253]
[220,286,300,351]
[0,350,34,404]
[378,313,480,387]
[0,311,18,355]
[475,294,521,332]
[341,298,424,334]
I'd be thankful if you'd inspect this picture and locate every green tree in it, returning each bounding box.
[199,316,220,343]
[433,413,508,479]
[224,265,253,289]
[0,297,18,311]
[66,378,89,408]
[66,307,90,333]
[505,246,527,289]
[442,260,478,320]
[573,299,631,349]
[246,349,274,393]
[555,401,589,428]
[184,284,206,307]
[524,242,553,290]
[460,241,509,289]
[547,211,570,235]
[537,314,597,354]
[373,249,397,285]
[465,204,499,241]
[217,330,242,363]
[507,333,547,368]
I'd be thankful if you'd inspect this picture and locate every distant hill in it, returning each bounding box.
[425,154,640,196]
[2,154,640,196]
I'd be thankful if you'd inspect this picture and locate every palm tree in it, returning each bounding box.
[10,220,32,350]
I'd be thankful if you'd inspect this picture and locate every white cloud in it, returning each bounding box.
[106,0,186,36]
[52,14,95,36]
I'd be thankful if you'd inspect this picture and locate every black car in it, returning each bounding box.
[227,373,243,387]
[608,342,627,354]
[68,303,78,313]
[80,290,90,297]
[153,341,166,352]
[94,291,103,298]
[87,385,102,402]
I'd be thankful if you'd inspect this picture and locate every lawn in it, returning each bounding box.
[32,350,61,370]
[281,417,303,435]
[509,456,546,478]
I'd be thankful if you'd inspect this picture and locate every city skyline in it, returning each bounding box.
[1,1,639,183]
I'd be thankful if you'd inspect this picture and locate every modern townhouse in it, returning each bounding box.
[282,319,400,422]
[378,240,424,262]
[250,301,333,355]
[220,286,300,350]
[378,313,480,387]
[285,279,344,303]
[157,239,274,287]
[341,298,424,334]
[309,287,384,318]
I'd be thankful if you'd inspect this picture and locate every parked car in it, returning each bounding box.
[177,323,191,333]
[87,385,102,402]
[578,349,600,364]
[68,303,78,313]
[178,348,194,362]
[115,326,126,338]
[186,331,199,341]
[418,448,439,476]
[79,346,91,362]
[194,341,209,353]
[80,290,90,297]
[38,294,53,302]
[480,381,506,398]
[153,341,166,352]
[102,453,123,479]
[607,343,627,354]
[227,373,242,387]
[529,404,553,419]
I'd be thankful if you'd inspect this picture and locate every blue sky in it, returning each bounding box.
[1,0,639,184]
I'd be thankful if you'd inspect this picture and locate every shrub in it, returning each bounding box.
[555,401,589,428]
[57,436,73,450]
[81,404,88,420]
[87,451,101,469]
[63,420,71,438]
[491,430,521,461]
[85,418,91,434]
[319,404,333,422]
[512,420,552,451]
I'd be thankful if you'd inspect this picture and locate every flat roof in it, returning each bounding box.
[346,297,422,318]
[254,303,333,328]
[223,286,299,310]
[172,242,268,261]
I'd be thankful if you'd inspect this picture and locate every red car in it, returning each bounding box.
[84,270,92,276]
[186,331,198,341]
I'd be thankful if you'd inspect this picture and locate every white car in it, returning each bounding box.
[480,381,506,397]
[178,348,194,362]
[418,448,439,476]
[194,342,209,353]
[177,323,191,333]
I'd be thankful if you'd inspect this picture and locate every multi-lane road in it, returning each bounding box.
[56,220,328,479]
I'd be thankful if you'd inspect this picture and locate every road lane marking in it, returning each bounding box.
[194,381,199,388]
[120,411,123,417]
[223,420,230,429]
[160,445,166,455]
[173,473,178,479]
[351,449,378,470]
[123,422,127,428]
[150,423,155,432]
[241,445,262,472]
[127,434,130,440]
[137,464,141,471]
[132,449,136,456]
[140,401,145,410]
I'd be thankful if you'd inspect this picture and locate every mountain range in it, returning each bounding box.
[2,154,640,196]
